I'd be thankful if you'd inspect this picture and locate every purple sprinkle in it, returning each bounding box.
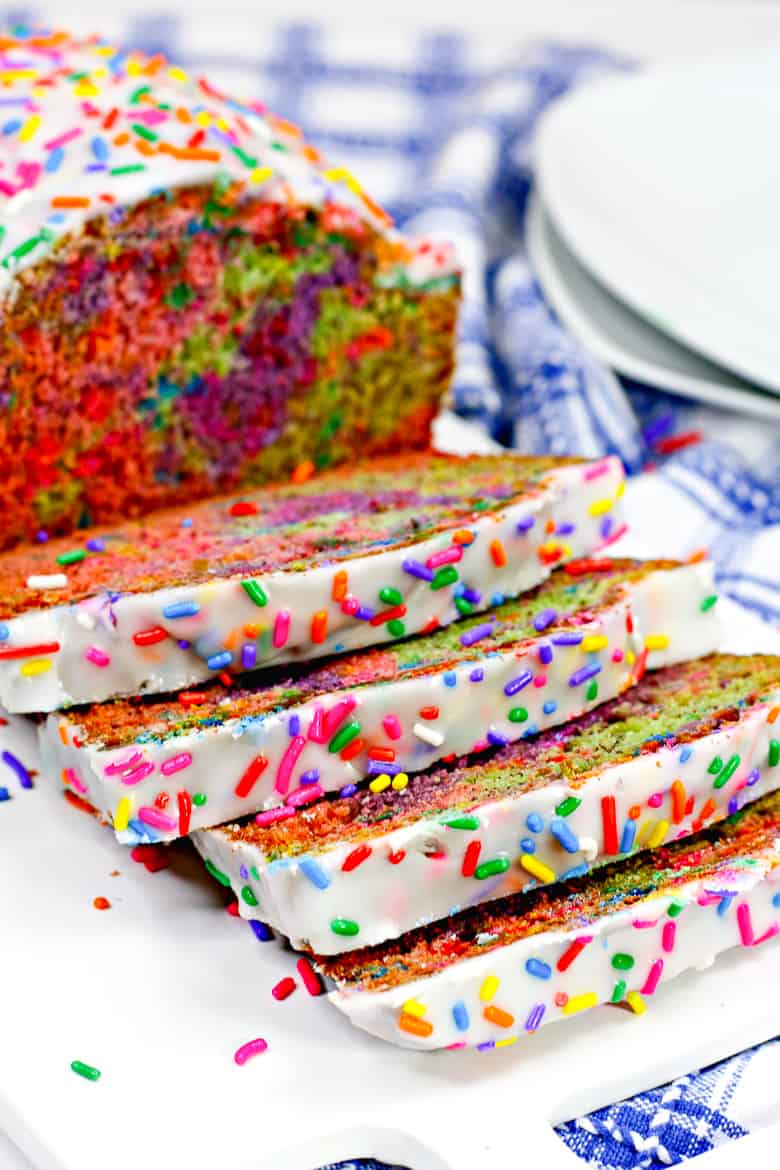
[178,639,191,650]
[569,662,602,687]
[487,730,508,747]
[289,714,301,737]
[402,559,434,582]
[300,769,320,786]
[525,1003,546,1032]
[504,671,533,696]
[35,529,49,543]
[2,750,32,789]
[556,523,575,536]
[241,643,257,670]
[340,784,358,798]
[469,668,485,683]
[516,516,536,533]
[355,606,375,621]
[367,759,400,777]
[462,588,482,604]
[239,865,250,880]
[728,796,740,815]
[249,920,273,942]
[532,608,557,632]
[86,537,105,552]
[460,622,495,647]
[643,411,675,444]
[477,1041,496,1052]
[552,631,584,646]
[600,515,614,540]
[746,769,760,787]
[538,642,554,665]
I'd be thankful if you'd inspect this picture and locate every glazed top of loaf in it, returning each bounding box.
[0,28,454,294]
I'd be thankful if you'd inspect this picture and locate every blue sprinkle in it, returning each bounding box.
[181,518,193,528]
[47,212,66,224]
[443,671,457,688]
[44,146,64,172]
[85,537,105,552]
[206,650,232,671]
[469,668,484,683]
[525,958,551,980]
[239,865,250,880]
[773,892,780,909]
[491,592,505,607]
[526,812,543,833]
[0,786,9,802]
[298,857,331,890]
[2,750,32,789]
[504,671,533,696]
[2,118,21,134]
[288,714,300,738]
[0,623,8,641]
[717,891,736,917]
[521,724,539,738]
[487,729,508,747]
[367,759,400,776]
[543,700,557,715]
[91,134,109,161]
[452,1001,470,1032]
[552,631,583,646]
[520,838,536,854]
[569,662,602,687]
[619,819,636,854]
[300,769,320,786]
[162,600,200,619]
[679,746,693,764]
[538,642,553,665]
[249,919,273,942]
[550,818,579,853]
[561,862,590,880]
[516,515,536,532]
[402,558,434,582]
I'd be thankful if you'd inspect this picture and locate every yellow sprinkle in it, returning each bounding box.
[114,797,131,833]
[169,66,189,82]
[647,819,670,850]
[626,991,646,1015]
[635,818,655,847]
[93,45,115,56]
[215,116,230,132]
[588,498,614,517]
[74,81,99,98]
[20,658,51,677]
[562,992,599,1015]
[582,634,608,652]
[496,1036,519,1048]
[402,998,427,1018]
[392,773,409,791]
[195,111,212,127]
[92,67,108,80]
[616,480,625,497]
[250,166,273,185]
[369,774,391,794]
[520,853,556,884]
[127,60,143,76]
[626,650,636,666]
[0,69,37,81]
[644,634,670,651]
[19,114,40,142]
[479,975,500,1002]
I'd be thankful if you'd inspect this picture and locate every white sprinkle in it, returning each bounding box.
[76,610,96,630]
[413,722,444,747]
[26,574,68,590]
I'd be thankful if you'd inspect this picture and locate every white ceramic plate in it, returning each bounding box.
[526,195,780,421]
[534,54,780,394]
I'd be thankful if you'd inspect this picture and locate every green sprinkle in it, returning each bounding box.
[586,680,598,701]
[331,918,360,936]
[667,902,684,917]
[56,548,86,566]
[455,597,473,616]
[193,793,207,806]
[70,1060,101,1082]
[713,754,741,789]
[555,796,581,818]
[110,164,146,175]
[232,145,258,168]
[241,579,268,607]
[508,707,529,723]
[131,122,158,142]
[700,594,718,612]
[387,619,405,637]
[129,84,151,104]
[441,814,481,831]
[769,739,780,767]
[165,282,196,309]
[3,235,41,266]
[611,953,635,971]
[474,857,511,880]
[611,980,627,1004]
[204,859,232,888]
[241,885,258,907]
[707,756,724,775]
[379,586,403,606]
[328,720,362,753]
[430,565,458,590]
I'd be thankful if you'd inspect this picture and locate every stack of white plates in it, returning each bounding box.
[530,54,780,420]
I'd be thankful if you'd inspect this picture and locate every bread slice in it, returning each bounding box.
[315,788,780,1049]
[195,654,780,954]
[0,452,623,712]
[47,557,718,841]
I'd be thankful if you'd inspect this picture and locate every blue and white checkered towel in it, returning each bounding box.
[2,11,779,1168]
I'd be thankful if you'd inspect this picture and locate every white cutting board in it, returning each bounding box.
[2,598,780,1170]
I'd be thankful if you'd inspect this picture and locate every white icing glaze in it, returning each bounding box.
[325,845,780,1050]
[3,457,624,713]
[194,675,779,955]
[43,559,713,843]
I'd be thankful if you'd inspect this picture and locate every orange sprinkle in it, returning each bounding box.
[332,570,348,602]
[243,623,261,639]
[698,798,716,823]
[489,539,507,567]
[93,896,111,911]
[64,790,96,816]
[51,195,90,208]
[340,737,366,762]
[398,1013,433,1038]
[113,131,130,146]
[175,107,192,123]
[167,145,221,162]
[687,548,709,564]
[136,139,155,157]
[223,629,239,651]
[483,1005,515,1029]
[270,115,303,139]
[292,459,315,485]
[58,722,69,746]
[545,519,555,534]
[671,780,687,825]
[628,805,642,820]
[311,610,328,644]
[768,707,780,725]
[452,529,474,546]
[360,189,393,226]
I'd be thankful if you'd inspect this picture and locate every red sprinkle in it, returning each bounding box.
[342,844,372,872]
[556,936,592,973]
[235,755,269,798]
[132,627,168,647]
[419,706,439,720]
[0,641,61,661]
[177,790,192,836]
[370,604,407,627]
[462,840,482,878]
[272,977,297,1001]
[654,430,702,455]
[565,558,613,577]
[226,900,240,917]
[229,500,259,517]
[178,691,208,706]
[296,956,324,996]
[388,848,406,865]
[130,844,171,873]
[601,795,618,855]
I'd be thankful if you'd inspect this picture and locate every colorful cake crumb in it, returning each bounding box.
[44,558,718,842]
[0,29,460,550]
[0,451,625,713]
[195,654,780,953]
[314,789,780,1049]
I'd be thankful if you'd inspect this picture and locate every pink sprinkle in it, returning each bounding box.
[64,767,87,795]
[471,738,490,753]
[0,179,17,197]
[584,461,611,481]
[287,783,324,808]
[647,792,664,809]
[737,902,754,946]
[120,761,155,787]
[138,806,177,831]
[754,923,780,947]
[341,596,360,616]
[425,546,462,570]
[308,705,326,743]
[272,977,296,1002]
[85,646,110,667]
[161,753,192,776]
[631,918,659,929]
[533,674,547,688]
[697,892,723,907]
[600,523,629,549]
[17,160,41,188]
[273,610,290,649]
[234,1037,268,1065]
[641,958,664,995]
[662,921,676,953]
[104,751,142,776]
[323,696,357,738]
[255,805,296,827]
[612,649,624,663]
[275,735,306,795]
[44,126,82,151]
[382,714,402,741]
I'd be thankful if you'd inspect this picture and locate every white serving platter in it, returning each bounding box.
[526,196,780,422]
[534,53,780,395]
